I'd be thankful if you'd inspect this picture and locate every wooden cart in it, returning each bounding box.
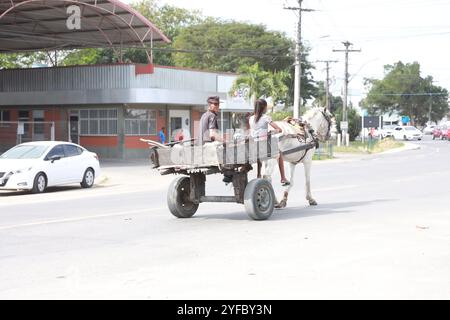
[143,134,280,220]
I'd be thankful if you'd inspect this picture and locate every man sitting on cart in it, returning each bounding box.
[198,96,235,183]
[198,96,221,145]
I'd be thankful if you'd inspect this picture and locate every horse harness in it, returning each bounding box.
[279,122,320,164]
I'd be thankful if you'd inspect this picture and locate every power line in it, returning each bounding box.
[368,93,447,96]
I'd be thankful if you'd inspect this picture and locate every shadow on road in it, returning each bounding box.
[196,199,397,221]
[271,199,397,221]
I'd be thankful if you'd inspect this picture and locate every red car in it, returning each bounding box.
[441,126,449,140]
[432,127,442,140]
[443,126,450,140]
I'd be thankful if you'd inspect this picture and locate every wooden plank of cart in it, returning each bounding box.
[142,133,280,220]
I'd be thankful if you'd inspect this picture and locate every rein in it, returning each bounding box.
[279,128,319,164]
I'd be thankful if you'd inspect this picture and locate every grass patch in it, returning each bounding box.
[334,138,404,154]
[313,154,333,161]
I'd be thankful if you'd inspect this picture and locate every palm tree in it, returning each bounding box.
[230,63,290,111]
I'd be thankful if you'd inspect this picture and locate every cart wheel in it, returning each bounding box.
[167,176,199,218]
[244,179,275,220]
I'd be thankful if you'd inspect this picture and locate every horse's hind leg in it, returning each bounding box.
[303,159,317,206]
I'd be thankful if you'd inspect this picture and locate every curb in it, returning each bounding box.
[378,142,421,155]
[315,142,421,164]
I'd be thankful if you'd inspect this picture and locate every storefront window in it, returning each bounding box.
[125,109,157,136]
[80,109,117,135]
[0,110,10,122]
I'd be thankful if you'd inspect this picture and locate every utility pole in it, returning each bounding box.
[317,60,338,110]
[333,41,361,142]
[429,93,433,124]
[284,1,314,119]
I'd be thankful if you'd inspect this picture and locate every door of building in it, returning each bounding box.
[70,110,79,144]
[169,110,190,143]
[32,110,45,141]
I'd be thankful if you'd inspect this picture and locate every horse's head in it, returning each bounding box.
[304,107,335,142]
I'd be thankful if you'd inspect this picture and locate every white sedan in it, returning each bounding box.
[392,126,423,141]
[0,141,101,193]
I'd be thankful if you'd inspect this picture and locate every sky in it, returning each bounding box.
[124,0,450,107]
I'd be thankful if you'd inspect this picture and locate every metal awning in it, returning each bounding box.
[0,0,170,55]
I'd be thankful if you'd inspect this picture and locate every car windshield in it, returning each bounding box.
[405,127,417,131]
[0,145,49,159]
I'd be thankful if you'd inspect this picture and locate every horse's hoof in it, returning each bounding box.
[309,199,318,206]
[276,200,287,209]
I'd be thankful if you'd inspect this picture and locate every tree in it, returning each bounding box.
[0,53,40,69]
[313,81,361,139]
[130,0,205,65]
[230,63,290,107]
[173,21,294,73]
[174,20,318,104]
[60,49,103,66]
[361,61,449,126]
[334,103,361,141]
[58,0,204,66]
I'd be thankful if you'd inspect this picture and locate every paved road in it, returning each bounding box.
[1,136,449,299]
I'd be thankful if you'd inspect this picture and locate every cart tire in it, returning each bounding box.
[167,176,199,218]
[244,179,275,220]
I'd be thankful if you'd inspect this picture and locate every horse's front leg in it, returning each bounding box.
[262,159,279,205]
[303,155,317,206]
[275,162,296,209]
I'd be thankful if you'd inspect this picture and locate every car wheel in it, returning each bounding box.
[403,135,408,141]
[80,168,95,188]
[433,136,435,140]
[32,173,47,194]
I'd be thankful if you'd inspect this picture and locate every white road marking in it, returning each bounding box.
[0,207,165,231]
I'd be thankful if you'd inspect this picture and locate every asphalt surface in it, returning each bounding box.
[1,136,449,299]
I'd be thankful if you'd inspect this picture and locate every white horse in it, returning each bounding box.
[263,107,335,209]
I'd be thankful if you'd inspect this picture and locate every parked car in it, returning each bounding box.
[379,125,397,138]
[423,124,436,135]
[392,126,423,141]
[432,126,442,140]
[0,141,100,193]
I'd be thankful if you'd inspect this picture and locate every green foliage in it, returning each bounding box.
[58,0,204,66]
[0,53,41,68]
[230,63,290,104]
[312,81,343,113]
[60,49,102,66]
[173,21,294,73]
[361,61,449,126]
[334,106,361,141]
[334,138,404,154]
[131,0,205,65]
[271,111,293,121]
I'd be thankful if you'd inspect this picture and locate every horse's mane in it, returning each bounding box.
[303,107,324,121]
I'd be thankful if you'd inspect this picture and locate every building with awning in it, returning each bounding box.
[0,0,251,158]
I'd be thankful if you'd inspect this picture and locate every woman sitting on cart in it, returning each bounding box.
[249,99,290,186]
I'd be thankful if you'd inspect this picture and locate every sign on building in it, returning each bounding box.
[17,122,24,135]
[402,116,410,125]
